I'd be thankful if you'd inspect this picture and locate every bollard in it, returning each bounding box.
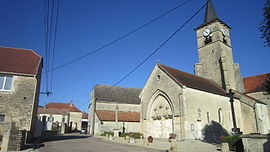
[144,137,149,146]
[170,139,177,152]
[126,135,130,143]
[221,143,230,152]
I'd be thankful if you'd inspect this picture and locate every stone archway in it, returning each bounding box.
[147,91,174,138]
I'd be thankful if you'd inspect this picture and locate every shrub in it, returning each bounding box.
[100,131,113,136]
[119,132,142,139]
[221,135,243,151]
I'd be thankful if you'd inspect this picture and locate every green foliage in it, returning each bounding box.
[100,131,113,136]
[221,135,241,151]
[119,132,142,139]
[260,0,270,47]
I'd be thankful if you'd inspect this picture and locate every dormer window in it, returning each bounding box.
[0,74,13,91]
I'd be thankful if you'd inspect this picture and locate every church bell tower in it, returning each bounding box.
[194,0,244,92]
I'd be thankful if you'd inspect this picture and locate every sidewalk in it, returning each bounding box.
[95,136,219,152]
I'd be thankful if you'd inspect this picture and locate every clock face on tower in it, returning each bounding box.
[203,28,211,37]
[221,28,227,36]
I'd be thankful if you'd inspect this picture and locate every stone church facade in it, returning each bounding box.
[88,0,270,141]
[140,0,270,140]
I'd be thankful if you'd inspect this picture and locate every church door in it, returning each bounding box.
[148,94,173,138]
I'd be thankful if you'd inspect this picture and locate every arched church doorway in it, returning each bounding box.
[147,93,173,138]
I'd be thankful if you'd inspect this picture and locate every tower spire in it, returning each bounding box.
[204,0,218,24]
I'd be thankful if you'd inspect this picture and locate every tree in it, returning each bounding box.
[260,0,270,47]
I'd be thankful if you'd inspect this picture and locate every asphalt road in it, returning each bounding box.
[38,134,161,152]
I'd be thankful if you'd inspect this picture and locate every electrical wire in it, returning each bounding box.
[50,0,60,92]
[40,0,193,75]
[97,0,209,94]
[40,0,207,110]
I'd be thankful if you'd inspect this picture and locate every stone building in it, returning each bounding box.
[0,46,43,150]
[89,85,141,135]
[37,102,83,133]
[87,0,270,142]
[140,0,270,140]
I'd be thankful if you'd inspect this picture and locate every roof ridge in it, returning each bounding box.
[244,72,270,79]
[0,46,41,57]
[158,63,227,96]
[96,84,142,90]
[158,63,220,85]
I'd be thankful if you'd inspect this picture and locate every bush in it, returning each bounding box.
[221,135,243,151]
[119,132,142,139]
[100,131,113,136]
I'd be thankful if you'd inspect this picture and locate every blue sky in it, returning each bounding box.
[0,0,269,112]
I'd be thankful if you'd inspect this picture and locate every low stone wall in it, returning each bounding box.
[241,134,270,152]
[0,121,27,151]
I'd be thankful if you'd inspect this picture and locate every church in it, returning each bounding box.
[89,0,270,140]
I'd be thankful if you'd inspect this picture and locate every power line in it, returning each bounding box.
[40,0,193,75]
[98,0,208,94]
[44,0,50,93]
[50,0,60,92]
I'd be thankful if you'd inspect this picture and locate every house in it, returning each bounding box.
[89,85,141,135]
[0,46,43,151]
[37,102,83,134]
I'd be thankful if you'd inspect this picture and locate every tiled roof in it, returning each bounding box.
[82,112,88,119]
[96,110,140,122]
[0,46,42,75]
[244,73,270,94]
[94,85,142,104]
[158,64,227,96]
[45,102,81,112]
[37,107,69,115]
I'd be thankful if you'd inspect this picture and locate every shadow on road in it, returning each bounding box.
[23,134,91,150]
[41,134,90,142]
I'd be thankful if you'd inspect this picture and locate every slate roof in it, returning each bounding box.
[94,85,142,104]
[96,110,140,122]
[0,46,42,75]
[45,102,81,112]
[158,64,227,96]
[243,73,270,94]
[204,0,218,24]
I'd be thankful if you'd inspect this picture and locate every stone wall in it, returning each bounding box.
[0,73,40,150]
[241,134,270,152]
[0,75,38,131]
[96,102,140,112]
[183,88,243,140]
[69,112,82,131]
[99,121,140,133]
[248,92,270,132]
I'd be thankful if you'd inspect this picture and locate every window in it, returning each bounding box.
[218,108,223,124]
[0,115,5,122]
[48,117,54,122]
[207,112,210,124]
[0,75,13,91]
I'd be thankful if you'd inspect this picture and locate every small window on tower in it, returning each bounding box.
[223,37,227,44]
[0,115,5,122]
[204,36,212,45]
